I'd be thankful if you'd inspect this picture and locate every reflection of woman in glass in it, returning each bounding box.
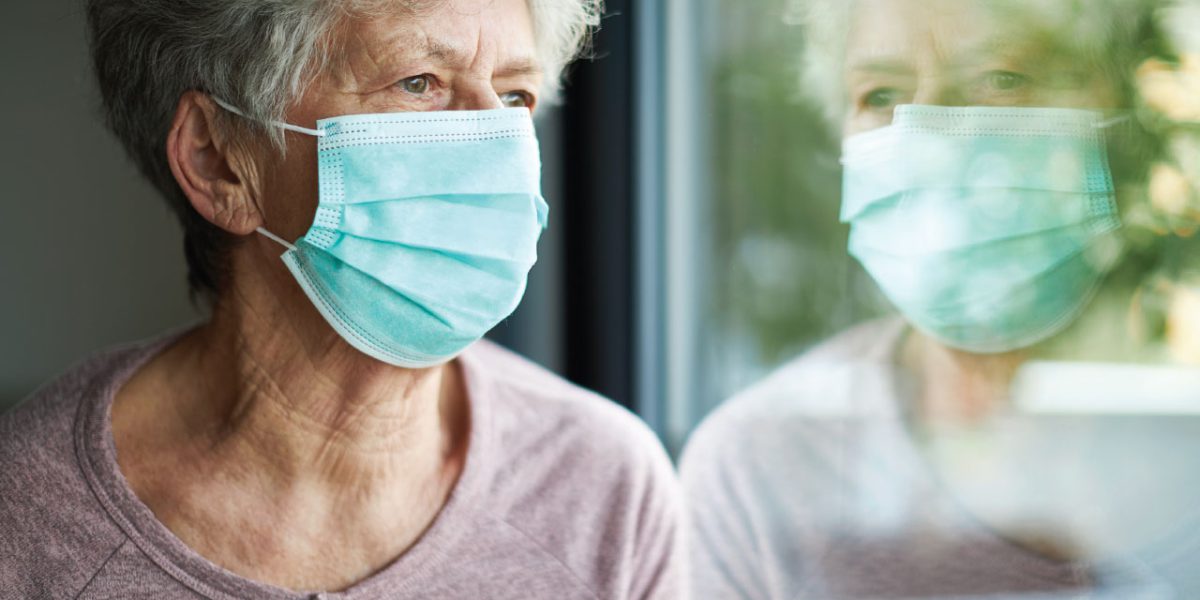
[682,1,1200,598]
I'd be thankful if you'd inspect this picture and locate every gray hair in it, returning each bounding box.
[783,0,851,129]
[786,0,1162,131]
[86,0,601,301]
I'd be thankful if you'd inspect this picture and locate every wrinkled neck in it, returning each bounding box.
[170,253,468,488]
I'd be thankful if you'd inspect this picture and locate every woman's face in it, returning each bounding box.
[842,0,1122,137]
[256,0,542,241]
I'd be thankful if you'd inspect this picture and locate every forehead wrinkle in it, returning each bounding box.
[328,26,391,91]
[423,35,470,65]
[924,4,1014,68]
[419,22,535,78]
[330,18,422,88]
[338,0,538,84]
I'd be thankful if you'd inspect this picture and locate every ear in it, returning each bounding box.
[166,91,265,236]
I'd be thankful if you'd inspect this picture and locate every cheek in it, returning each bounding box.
[844,112,893,137]
[1083,79,1123,110]
[261,141,321,239]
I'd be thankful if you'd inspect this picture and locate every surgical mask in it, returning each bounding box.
[215,99,548,368]
[841,105,1123,354]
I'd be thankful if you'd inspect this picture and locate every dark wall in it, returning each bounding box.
[0,1,197,409]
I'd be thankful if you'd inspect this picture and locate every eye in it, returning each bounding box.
[500,91,534,108]
[397,75,434,96]
[862,88,900,110]
[984,70,1030,92]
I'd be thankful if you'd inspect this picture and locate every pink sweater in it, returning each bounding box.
[0,335,683,599]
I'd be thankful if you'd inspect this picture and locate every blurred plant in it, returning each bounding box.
[1133,55,1200,235]
[1139,54,1200,121]
[1166,280,1200,364]
[1126,4,1200,359]
[706,0,887,371]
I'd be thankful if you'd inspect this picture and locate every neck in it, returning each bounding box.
[110,240,471,591]
[128,268,469,493]
[901,331,1026,427]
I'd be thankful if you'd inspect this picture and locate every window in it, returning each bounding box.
[658,0,1200,597]
[656,0,890,448]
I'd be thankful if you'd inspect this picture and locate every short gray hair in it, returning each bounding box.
[87,0,601,301]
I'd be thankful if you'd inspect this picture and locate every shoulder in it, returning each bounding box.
[678,318,908,598]
[680,316,908,508]
[0,348,115,507]
[462,341,683,598]
[0,345,147,595]
[464,340,674,487]
[733,316,905,417]
[689,316,907,445]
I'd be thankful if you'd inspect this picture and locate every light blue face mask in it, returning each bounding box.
[841,105,1124,354]
[215,99,548,368]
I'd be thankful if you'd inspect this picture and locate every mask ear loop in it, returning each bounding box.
[211,97,327,138]
[210,96,317,251]
[256,227,298,252]
[1095,114,1132,129]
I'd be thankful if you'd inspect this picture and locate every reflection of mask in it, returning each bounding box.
[216,99,548,368]
[841,105,1122,353]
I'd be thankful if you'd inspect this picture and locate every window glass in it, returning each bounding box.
[671,0,1200,597]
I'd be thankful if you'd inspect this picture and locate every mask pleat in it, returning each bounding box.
[843,143,1110,221]
[840,105,1121,353]
[848,189,1117,256]
[860,232,1098,309]
[331,137,541,203]
[285,247,473,361]
[315,193,544,264]
[906,254,1104,353]
[311,236,522,323]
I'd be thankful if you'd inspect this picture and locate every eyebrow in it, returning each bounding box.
[422,39,543,78]
[846,36,1020,77]
[847,59,915,76]
[494,59,543,78]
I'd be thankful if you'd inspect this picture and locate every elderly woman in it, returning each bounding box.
[0,0,682,597]
[683,0,1200,598]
